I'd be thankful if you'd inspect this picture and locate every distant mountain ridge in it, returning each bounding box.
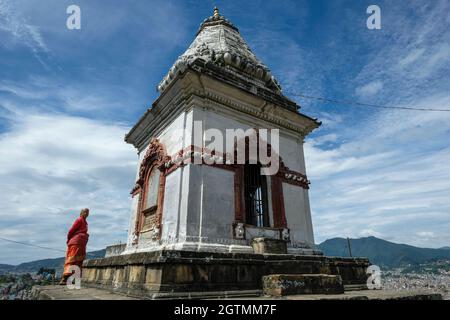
[318,236,450,267]
[0,249,105,274]
[2,237,450,273]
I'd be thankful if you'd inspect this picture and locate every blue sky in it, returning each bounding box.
[1,0,449,264]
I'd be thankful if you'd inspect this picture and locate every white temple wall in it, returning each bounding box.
[184,164,202,239]
[177,162,191,240]
[137,109,193,161]
[282,182,315,245]
[125,193,140,247]
[160,168,182,241]
[198,165,235,241]
[279,135,306,174]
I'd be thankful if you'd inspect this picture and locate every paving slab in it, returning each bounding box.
[31,286,442,300]
[31,285,138,300]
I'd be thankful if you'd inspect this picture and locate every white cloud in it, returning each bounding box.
[355,81,383,97]
[359,229,383,238]
[398,48,425,67]
[0,112,136,264]
[417,231,434,238]
[307,94,450,248]
[0,0,49,65]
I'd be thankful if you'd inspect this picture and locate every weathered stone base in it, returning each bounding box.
[263,274,344,296]
[81,250,369,299]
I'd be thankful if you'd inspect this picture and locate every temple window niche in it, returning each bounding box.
[244,163,269,227]
[141,167,160,230]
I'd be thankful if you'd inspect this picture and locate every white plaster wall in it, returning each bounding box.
[184,164,202,239]
[177,163,191,240]
[156,110,190,156]
[160,168,182,241]
[198,165,235,241]
[282,182,315,245]
[137,110,193,161]
[125,194,140,247]
[279,135,306,174]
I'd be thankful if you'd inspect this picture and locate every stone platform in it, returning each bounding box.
[81,250,370,299]
[31,285,442,300]
[263,274,344,296]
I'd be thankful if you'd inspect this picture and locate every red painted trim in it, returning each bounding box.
[156,173,166,235]
[234,166,245,223]
[271,175,286,228]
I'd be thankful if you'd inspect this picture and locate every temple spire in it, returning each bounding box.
[157,7,284,95]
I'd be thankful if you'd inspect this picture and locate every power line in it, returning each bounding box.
[0,236,104,258]
[0,237,65,253]
[287,92,450,112]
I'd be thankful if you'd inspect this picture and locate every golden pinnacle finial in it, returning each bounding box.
[213,6,219,18]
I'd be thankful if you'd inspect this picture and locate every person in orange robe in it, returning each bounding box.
[59,208,90,285]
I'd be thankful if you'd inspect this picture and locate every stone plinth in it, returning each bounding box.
[81,250,369,299]
[252,238,287,254]
[105,244,126,258]
[262,274,344,296]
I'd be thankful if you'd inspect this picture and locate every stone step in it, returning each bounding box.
[262,274,344,297]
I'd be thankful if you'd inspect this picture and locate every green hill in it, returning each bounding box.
[0,264,15,274]
[318,236,450,267]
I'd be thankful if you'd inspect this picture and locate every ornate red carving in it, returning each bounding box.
[131,138,170,195]
[132,138,169,240]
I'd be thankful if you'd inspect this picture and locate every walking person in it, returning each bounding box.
[59,208,89,285]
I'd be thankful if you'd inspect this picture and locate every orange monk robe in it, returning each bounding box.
[63,216,89,277]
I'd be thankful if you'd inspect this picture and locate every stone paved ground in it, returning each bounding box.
[249,290,442,300]
[32,286,441,300]
[32,286,138,300]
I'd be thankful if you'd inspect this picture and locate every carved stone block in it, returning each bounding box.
[251,237,287,254]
